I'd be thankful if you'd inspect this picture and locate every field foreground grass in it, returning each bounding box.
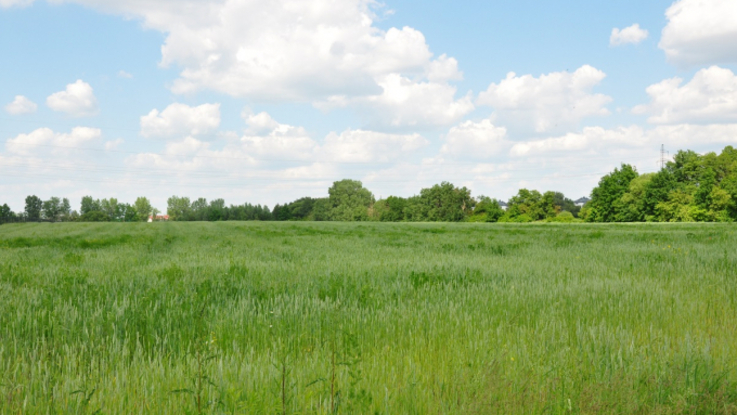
[1,222,736,414]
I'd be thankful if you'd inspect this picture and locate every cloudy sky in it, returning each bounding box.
[2,0,737,211]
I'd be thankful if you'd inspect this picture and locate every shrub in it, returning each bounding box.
[79,210,110,222]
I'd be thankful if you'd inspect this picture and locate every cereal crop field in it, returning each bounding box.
[1,222,736,414]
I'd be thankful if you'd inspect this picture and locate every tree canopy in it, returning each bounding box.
[4,145,737,225]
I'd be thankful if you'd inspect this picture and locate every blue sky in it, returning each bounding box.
[2,0,737,211]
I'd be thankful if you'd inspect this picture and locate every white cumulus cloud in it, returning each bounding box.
[0,0,34,8]
[6,127,102,155]
[610,24,649,46]
[46,80,99,117]
[55,0,452,101]
[440,119,509,160]
[322,73,474,129]
[140,103,221,138]
[322,129,428,162]
[49,0,470,130]
[240,112,318,160]
[4,95,38,115]
[508,123,737,158]
[477,65,612,134]
[510,126,647,157]
[660,0,737,65]
[633,66,737,124]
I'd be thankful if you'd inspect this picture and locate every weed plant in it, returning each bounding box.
[0,222,736,414]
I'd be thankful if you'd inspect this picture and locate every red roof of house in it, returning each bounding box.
[149,215,170,220]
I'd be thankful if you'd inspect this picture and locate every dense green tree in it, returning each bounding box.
[208,199,226,221]
[272,204,290,221]
[327,179,374,221]
[167,196,192,221]
[722,173,737,219]
[191,198,209,221]
[500,189,558,222]
[61,198,71,221]
[25,195,43,221]
[101,198,121,221]
[80,196,102,216]
[311,198,332,221]
[0,203,15,224]
[417,182,474,222]
[273,197,317,221]
[121,204,138,222]
[552,192,581,217]
[290,197,316,220]
[641,169,677,219]
[226,203,271,221]
[42,197,63,222]
[134,197,154,221]
[380,196,407,222]
[586,164,638,222]
[402,196,426,222]
[641,147,737,222]
[471,196,505,222]
[618,173,654,222]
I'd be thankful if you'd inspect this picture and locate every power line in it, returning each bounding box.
[0,168,638,189]
[2,140,662,167]
[0,153,660,177]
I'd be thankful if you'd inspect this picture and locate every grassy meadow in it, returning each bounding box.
[1,221,736,414]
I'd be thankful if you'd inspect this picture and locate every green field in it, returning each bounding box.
[1,222,736,414]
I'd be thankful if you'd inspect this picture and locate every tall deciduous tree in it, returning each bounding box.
[0,203,15,223]
[551,192,580,217]
[327,179,374,221]
[80,196,102,215]
[61,198,71,221]
[101,198,121,221]
[586,164,638,222]
[419,182,474,222]
[42,197,63,222]
[134,197,154,221]
[25,195,43,221]
[208,199,225,221]
[167,196,192,221]
[381,196,407,222]
[618,173,654,222]
[502,189,557,222]
[473,196,505,222]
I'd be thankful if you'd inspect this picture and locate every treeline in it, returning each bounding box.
[584,146,737,222]
[272,181,582,223]
[166,196,272,221]
[3,145,735,225]
[0,181,582,224]
[0,196,161,223]
[1,196,74,223]
[0,195,272,223]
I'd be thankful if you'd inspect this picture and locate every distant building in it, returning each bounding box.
[148,214,170,222]
[574,197,590,207]
[497,200,509,210]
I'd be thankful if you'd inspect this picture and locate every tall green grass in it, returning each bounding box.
[0,222,736,414]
